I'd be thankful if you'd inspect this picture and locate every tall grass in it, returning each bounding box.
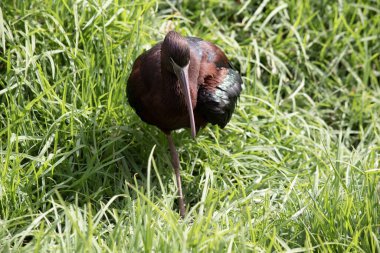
[0,0,379,252]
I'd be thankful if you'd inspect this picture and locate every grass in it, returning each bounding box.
[0,0,379,252]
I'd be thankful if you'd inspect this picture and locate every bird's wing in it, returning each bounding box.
[195,41,243,128]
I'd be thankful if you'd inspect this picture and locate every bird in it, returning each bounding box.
[127,31,243,218]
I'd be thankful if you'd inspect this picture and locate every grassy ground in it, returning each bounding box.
[1,0,379,252]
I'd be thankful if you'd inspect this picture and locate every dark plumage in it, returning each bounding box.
[127,31,243,218]
[196,66,242,128]
[127,31,242,134]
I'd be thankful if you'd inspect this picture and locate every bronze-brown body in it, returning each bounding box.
[127,31,242,218]
[127,33,242,134]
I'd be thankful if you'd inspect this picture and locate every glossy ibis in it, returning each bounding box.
[127,31,242,218]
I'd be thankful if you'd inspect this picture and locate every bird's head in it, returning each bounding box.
[162,31,196,138]
[163,31,190,70]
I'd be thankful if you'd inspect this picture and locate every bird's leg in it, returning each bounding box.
[166,133,186,218]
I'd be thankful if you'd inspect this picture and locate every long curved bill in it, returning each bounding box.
[171,59,196,139]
